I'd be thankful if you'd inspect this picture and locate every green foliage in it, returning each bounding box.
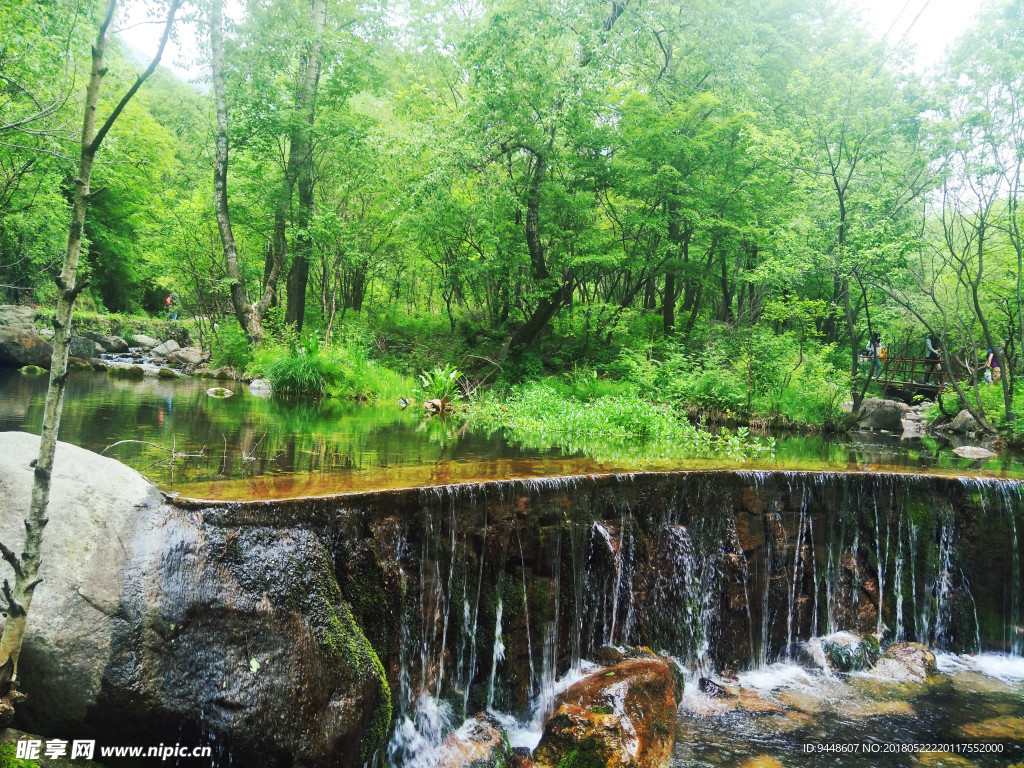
[0,743,38,768]
[249,335,413,401]
[211,324,253,370]
[417,365,464,402]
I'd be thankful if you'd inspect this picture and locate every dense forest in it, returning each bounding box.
[2,0,1022,437]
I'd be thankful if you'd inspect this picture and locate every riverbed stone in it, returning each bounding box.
[128,333,159,349]
[434,714,513,768]
[248,377,272,396]
[107,363,145,379]
[951,409,978,433]
[858,398,911,431]
[872,642,937,683]
[532,657,680,768]
[0,328,52,368]
[167,345,206,368]
[958,715,1024,741]
[953,445,997,459]
[150,339,180,357]
[806,631,880,673]
[68,336,101,360]
[82,331,129,354]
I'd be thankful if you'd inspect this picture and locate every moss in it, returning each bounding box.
[0,743,40,767]
[589,705,613,715]
[556,738,605,768]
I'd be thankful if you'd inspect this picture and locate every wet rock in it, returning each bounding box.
[157,368,180,379]
[951,409,978,433]
[699,677,730,698]
[0,327,52,368]
[858,398,911,431]
[805,631,880,673]
[207,386,233,398]
[18,365,46,375]
[736,757,786,768]
[209,365,242,380]
[0,305,36,329]
[107,363,145,380]
[953,446,997,459]
[249,378,272,397]
[957,715,1024,741]
[89,358,107,372]
[435,714,512,768]
[0,432,391,767]
[533,657,679,768]
[128,333,159,349]
[873,642,937,683]
[150,339,180,357]
[67,356,92,370]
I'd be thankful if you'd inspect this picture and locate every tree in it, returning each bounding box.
[0,0,180,696]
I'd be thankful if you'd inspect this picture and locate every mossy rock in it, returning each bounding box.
[206,387,233,398]
[18,365,46,375]
[157,368,180,379]
[107,365,144,380]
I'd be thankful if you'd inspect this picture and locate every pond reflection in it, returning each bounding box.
[1,370,1021,500]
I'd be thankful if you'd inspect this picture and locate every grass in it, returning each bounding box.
[466,382,775,461]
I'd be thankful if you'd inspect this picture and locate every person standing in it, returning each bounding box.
[923,334,941,384]
[987,342,1005,383]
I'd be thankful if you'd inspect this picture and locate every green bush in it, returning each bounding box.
[211,323,253,370]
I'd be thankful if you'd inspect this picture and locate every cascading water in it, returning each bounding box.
[365,471,1024,766]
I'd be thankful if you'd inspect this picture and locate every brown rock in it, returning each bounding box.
[435,714,512,768]
[533,658,678,768]
[0,327,52,368]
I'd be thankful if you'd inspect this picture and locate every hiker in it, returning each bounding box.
[923,333,941,384]
[165,293,177,321]
[987,342,1006,384]
[867,333,882,377]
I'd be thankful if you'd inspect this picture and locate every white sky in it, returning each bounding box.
[119,0,983,81]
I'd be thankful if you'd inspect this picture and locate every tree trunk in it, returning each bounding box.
[0,0,179,674]
[283,0,328,332]
[211,0,261,342]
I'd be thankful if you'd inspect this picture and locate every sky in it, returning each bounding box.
[118,0,984,82]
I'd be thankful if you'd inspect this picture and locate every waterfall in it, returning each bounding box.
[359,471,1024,766]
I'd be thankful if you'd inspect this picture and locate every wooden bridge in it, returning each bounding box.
[872,356,947,399]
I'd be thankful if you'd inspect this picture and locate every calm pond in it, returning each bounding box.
[1,369,1021,499]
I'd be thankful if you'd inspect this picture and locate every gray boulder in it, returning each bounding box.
[0,306,35,329]
[0,328,52,368]
[951,409,978,433]
[858,398,911,431]
[167,345,205,368]
[150,339,180,357]
[0,432,390,766]
[249,378,272,397]
[68,336,102,360]
[82,331,129,354]
[128,334,159,350]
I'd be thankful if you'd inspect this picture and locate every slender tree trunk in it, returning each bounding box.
[211,0,261,342]
[284,0,328,332]
[0,0,179,675]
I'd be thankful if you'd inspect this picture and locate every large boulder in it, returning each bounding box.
[81,331,129,354]
[857,398,910,431]
[951,409,978,434]
[532,657,681,768]
[0,306,35,330]
[0,432,391,767]
[67,336,101,360]
[0,329,52,369]
[167,345,206,368]
[150,339,180,357]
[128,334,159,350]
